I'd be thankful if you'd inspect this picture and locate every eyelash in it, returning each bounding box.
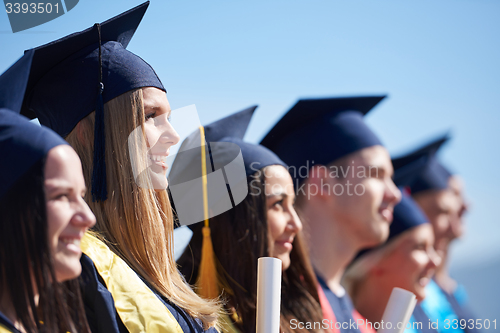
[54,193,69,200]
[273,199,284,207]
[145,113,172,122]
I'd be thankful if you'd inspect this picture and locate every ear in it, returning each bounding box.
[76,121,85,145]
[370,266,384,277]
[305,165,331,200]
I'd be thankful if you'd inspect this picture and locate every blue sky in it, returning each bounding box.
[1,0,499,267]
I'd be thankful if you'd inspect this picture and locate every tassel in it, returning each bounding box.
[195,126,219,299]
[91,23,107,202]
[196,226,219,299]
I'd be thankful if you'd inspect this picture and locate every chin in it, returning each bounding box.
[413,285,426,302]
[276,253,291,271]
[150,172,168,190]
[54,261,82,282]
[363,223,389,248]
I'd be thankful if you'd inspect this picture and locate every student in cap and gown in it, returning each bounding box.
[343,190,441,333]
[14,2,220,332]
[260,96,402,333]
[392,135,480,333]
[0,52,95,333]
[173,106,328,333]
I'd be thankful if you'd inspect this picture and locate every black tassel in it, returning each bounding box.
[91,23,107,202]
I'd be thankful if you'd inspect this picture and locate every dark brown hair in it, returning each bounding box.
[0,158,90,333]
[178,168,325,333]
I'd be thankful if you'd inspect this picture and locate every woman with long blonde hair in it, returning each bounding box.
[19,3,220,332]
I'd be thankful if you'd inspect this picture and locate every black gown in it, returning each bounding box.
[80,253,218,333]
[317,275,363,333]
[0,311,21,333]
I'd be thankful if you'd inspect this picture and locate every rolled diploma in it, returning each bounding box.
[378,287,417,333]
[256,257,282,333]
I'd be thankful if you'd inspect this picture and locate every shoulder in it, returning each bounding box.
[80,254,128,333]
[0,311,22,333]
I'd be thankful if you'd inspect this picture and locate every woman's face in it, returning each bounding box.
[45,145,96,282]
[375,224,441,301]
[142,87,180,190]
[264,165,302,271]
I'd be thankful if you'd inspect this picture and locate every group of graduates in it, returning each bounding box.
[0,2,480,333]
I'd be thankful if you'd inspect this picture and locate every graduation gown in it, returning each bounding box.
[441,284,481,333]
[80,233,217,333]
[419,280,465,333]
[408,304,438,333]
[317,276,374,333]
[0,311,21,333]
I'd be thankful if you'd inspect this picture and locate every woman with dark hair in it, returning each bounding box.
[173,107,327,333]
[0,109,96,333]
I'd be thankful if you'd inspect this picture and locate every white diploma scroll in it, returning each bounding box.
[256,257,282,333]
[378,287,417,333]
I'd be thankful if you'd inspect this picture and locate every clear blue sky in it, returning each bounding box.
[1,0,499,267]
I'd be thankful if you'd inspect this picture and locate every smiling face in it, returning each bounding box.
[328,145,402,248]
[44,145,96,282]
[142,87,180,190]
[374,224,441,301]
[264,165,302,271]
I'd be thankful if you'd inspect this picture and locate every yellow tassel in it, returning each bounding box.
[195,126,219,300]
[196,226,219,299]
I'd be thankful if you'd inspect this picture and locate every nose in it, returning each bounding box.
[72,198,96,229]
[157,113,180,146]
[427,246,442,269]
[287,207,303,234]
[385,178,402,206]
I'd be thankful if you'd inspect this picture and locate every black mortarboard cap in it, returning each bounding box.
[260,96,385,183]
[388,189,429,241]
[0,109,67,200]
[18,1,164,202]
[392,134,452,195]
[0,50,34,113]
[168,105,287,228]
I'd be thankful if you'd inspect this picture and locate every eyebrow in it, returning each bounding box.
[45,183,72,193]
[267,191,288,198]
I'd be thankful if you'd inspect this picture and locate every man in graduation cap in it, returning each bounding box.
[392,135,480,333]
[261,96,402,333]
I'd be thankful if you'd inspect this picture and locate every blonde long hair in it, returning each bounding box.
[66,89,220,328]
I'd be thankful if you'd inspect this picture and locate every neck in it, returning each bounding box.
[299,200,359,294]
[434,259,457,294]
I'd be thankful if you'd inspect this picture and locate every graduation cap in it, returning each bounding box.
[18,1,163,202]
[388,189,429,242]
[392,134,452,195]
[260,96,386,183]
[0,109,67,200]
[0,50,34,113]
[169,105,287,228]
